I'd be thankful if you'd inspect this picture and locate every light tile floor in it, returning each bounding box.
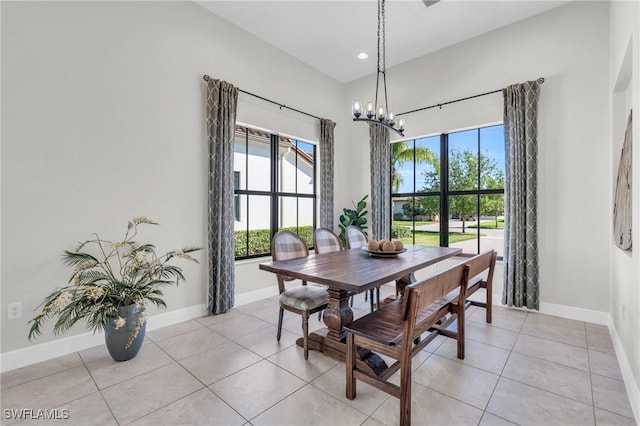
[1,287,636,426]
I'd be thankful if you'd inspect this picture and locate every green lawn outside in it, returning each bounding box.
[399,231,478,246]
[392,220,435,227]
[469,220,505,229]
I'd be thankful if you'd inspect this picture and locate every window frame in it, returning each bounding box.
[234,125,318,260]
[391,124,505,258]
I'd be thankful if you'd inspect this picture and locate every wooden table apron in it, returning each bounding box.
[259,245,461,364]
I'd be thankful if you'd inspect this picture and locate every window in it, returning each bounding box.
[391,124,505,258]
[233,125,317,259]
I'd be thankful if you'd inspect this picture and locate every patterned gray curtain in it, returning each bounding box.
[206,78,238,314]
[319,119,336,230]
[369,123,391,241]
[502,80,540,310]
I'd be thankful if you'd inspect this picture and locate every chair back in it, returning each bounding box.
[271,230,309,261]
[466,250,497,290]
[402,263,469,341]
[313,228,342,254]
[271,231,309,292]
[346,225,368,249]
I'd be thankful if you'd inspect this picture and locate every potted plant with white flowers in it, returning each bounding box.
[28,217,201,361]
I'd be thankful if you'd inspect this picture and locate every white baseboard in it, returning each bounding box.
[0,304,207,373]
[608,318,640,424]
[234,286,278,307]
[537,301,609,325]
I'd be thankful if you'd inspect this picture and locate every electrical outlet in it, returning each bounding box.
[8,302,22,320]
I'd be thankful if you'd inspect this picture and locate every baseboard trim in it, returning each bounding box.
[608,317,640,423]
[0,304,207,373]
[537,301,609,325]
[234,286,278,307]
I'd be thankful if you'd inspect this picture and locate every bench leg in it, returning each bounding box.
[346,333,356,400]
[457,309,465,360]
[399,344,412,426]
[486,283,492,324]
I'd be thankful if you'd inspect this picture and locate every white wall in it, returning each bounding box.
[609,0,640,416]
[342,1,611,314]
[2,3,637,398]
[0,1,343,354]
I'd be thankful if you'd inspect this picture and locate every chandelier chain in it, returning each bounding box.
[382,0,386,73]
[377,0,381,74]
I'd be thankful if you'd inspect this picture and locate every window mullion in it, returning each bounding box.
[477,128,481,254]
[270,134,279,243]
[439,133,448,247]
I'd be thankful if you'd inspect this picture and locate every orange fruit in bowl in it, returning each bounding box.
[382,241,396,252]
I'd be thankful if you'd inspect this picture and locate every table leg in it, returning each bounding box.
[297,287,388,376]
[323,288,353,341]
[395,272,417,296]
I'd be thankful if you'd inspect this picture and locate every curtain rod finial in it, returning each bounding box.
[203,75,210,82]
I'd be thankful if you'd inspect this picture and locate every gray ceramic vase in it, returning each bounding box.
[105,304,146,362]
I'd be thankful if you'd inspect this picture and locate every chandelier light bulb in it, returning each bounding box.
[366,100,374,119]
[398,117,405,132]
[388,111,395,126]
[377,105,386,121]
[352,99,362,118]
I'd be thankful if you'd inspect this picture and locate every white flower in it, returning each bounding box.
[113,316,126,330]
[74,260,97,273]
[173,250,194,261]
[84,286,104,300]
[132,217,155,225]
[52,291,73,310]
[111,241,127,250]
[135,251,147,265]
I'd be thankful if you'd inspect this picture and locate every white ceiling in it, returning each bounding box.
[197,0,572,83]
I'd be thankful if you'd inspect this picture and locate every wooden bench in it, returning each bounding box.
[344,250,497,425]
[463,249,497,323]
[345,262,469,426]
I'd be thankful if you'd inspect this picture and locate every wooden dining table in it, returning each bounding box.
[259,244,461,372]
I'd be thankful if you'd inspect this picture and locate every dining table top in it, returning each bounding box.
[259,245,462,294]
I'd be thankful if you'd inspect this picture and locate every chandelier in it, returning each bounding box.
[352,0,405,137]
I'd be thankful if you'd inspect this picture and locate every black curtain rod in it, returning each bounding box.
[203,75,322,121]
[397,77,545,117]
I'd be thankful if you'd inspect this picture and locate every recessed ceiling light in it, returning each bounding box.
[357,52,369,60]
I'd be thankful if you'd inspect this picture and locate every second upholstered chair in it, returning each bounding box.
[271,231,329,359]
[313,227,343,254]
[345,225,380,311]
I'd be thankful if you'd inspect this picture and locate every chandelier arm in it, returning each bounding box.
[353,117,404,137]
[374,72,380,111]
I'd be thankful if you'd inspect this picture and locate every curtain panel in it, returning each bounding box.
[206,78,238,315]
[319,119,336,230]
[369,123,391,241]
[502,80,540,310]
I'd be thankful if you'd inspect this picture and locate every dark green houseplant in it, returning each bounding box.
[338,195,368,248]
